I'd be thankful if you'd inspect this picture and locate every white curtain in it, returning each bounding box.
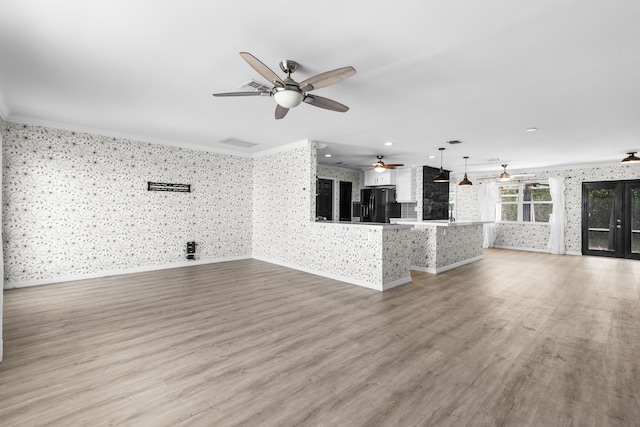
[548,176,566,254]
[479,181,498,248]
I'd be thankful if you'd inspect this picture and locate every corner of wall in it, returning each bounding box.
[0,89,10,120]
[1,114,4,362]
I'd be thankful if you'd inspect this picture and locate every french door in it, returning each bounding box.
[582,180,640,259]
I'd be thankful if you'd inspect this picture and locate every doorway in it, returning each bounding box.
[339,181,352,221]
[582,180,640,259]
[316,178,333,220]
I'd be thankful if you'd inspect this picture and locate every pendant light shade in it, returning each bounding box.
[459,156,473,186]
[621,152,640,163]
[434,147,449,182]
[498,164,511,181]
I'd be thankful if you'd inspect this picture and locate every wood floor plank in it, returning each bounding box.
[1,250,640,426]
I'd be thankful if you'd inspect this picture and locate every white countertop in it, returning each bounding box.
[389,219,492,227]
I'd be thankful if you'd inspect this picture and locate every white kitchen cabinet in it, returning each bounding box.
[364,169,396,186]
[395,167,415,202]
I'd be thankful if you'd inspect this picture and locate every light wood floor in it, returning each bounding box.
[1,249,639,426]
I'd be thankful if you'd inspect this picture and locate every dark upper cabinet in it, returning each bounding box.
[423,166,450,220]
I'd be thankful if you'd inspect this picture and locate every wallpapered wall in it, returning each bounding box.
[2,121,253,286]
[252,142,315,265]
[0,116,3,361]
[454,163,640,254]
[252,143,411,288]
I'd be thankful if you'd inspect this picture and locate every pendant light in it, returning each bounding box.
[459,156,473,186]
[498,164,511,181]
[621,152,640,163]
[434,148,449,182]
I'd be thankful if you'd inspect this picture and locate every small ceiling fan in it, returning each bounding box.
[212,52,356,119]
[365,156,404,172]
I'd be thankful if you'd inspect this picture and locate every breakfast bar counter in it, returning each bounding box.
[390,219,490,274]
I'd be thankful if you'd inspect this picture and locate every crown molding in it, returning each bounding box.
[251,139,310,158]
[4,115,256,157]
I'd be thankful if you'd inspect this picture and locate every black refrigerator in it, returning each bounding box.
[360,188,401,223]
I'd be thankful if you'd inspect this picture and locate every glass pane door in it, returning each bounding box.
[582,180,640,259]
[582,182,621,257]
[625,182,640,259]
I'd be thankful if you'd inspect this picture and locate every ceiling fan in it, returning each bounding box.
[212,52,356,120]
[367,156,404,172]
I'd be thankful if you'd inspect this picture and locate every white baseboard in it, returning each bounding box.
[382,276,413,291]
[4,255,413,292]
[411,255,484,274]
[492,245,551,253]
[252,255,411,292]
[3,256,251,290]
[492,246,582,256]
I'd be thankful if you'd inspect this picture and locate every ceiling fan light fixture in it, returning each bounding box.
[621,152,640,163]
[434,147,449,183]
[459,156,473,186]
[499,164,511,181]
[273,88,304,108]
[374,164,386,173]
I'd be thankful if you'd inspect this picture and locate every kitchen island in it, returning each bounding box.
[306,220,413,291]
[390,219,489,274]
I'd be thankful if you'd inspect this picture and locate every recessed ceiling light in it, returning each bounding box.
[324,154,332,157]
[428,155,436,159]
[384,141,393,146]
[525,127,538,132]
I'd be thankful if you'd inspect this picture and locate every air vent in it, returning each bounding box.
[219,137,259,148]
[239,79,272,92]
[447,140,462,145]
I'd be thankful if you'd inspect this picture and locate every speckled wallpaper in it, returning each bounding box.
[408,224,483,272]
[455,163,640,254]
[493,223,551,251]
[252,143,411,289]
[252,141,315,266]
[2,121,253,286]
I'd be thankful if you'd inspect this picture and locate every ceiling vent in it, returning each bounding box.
[219,137,259,148]
[239,79,272,93]
[446,140,462,145]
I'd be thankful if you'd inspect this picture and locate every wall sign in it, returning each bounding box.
[147,182,191,192]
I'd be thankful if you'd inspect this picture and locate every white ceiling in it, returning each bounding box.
[1,0,639,175]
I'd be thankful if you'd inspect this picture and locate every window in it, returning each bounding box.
[497,182,553,223]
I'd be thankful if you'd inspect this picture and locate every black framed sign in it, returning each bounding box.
[147,182,191,192]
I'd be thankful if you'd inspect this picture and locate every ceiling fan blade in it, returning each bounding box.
[303,94,349,112]
[212,91,269,97]
[299,66,356,91]
[275,105,289,119]
[239,52,284,87]
[385,163,405,167]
